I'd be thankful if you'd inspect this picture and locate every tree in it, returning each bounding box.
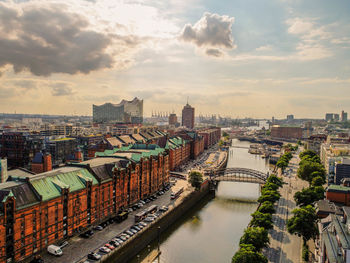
[311,176,325,186]
[287,205,318,242]
[250,211,273,230]
[294,186,325,207]
[297,161,326,184]
[261,182,279,193]
[258,190,281,203]
[258,201,275,214]
[188,171,203,189]
[239,227,270,252]
[299,150,317,160]
[276,159,288,170]
[266,175,283,188]
[232,244,268,263]
[223,131,229,138]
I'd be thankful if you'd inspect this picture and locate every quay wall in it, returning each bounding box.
[101,183,211,263]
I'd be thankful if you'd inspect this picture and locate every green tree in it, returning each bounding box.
[299,150,317,160]
[258,201,275,214]
[287,205,318,242]
[188,171,203,190]
[266,175,283,188]
[258,190,281,203]
[297,161,326,184]
[232,244,268,263]
[294,186,325,207]
[250,211,273,230]
[276,160,288,170]
[261,182,279,193]
[223,131,229,138]
[311,176,326,187]
[239,227,270,252]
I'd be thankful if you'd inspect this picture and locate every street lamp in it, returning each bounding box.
[157,226,161,253]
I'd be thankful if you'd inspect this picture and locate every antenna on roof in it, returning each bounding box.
[187,96,189,105]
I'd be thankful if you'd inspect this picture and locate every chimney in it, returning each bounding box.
[43,153,52,172]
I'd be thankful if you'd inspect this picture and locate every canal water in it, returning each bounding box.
[130,139,270,263]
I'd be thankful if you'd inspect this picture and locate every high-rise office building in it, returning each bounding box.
[342,110,348,122]
[182,103,195,129]
[169,113,178,126]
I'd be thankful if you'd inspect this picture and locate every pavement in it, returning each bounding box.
[265,153,309,263]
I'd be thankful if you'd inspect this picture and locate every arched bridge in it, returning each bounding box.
[205,167,269,184]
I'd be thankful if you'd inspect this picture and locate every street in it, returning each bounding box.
[265,153,308,263]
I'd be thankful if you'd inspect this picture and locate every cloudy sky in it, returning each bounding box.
[0,0,349,118]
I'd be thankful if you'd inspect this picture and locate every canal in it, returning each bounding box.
[130,139,270,263]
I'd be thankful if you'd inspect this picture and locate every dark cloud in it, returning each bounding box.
[0,2,114,76]
[50,82,75,96]
[180,12,236,50]
[12,80,37,90]
[206,48,223,57]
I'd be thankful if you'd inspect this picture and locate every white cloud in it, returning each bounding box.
[180,12,236,56]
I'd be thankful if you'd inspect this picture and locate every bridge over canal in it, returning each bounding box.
[205,167,269,184]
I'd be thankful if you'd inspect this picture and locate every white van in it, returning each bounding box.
[47,245,63,256]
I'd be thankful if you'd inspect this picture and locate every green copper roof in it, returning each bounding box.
[31,168,98,201]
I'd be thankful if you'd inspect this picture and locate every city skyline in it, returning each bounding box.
[0,0,349,118]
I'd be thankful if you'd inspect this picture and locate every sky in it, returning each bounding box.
[0,0,349,118]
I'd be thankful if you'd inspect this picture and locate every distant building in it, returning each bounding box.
[306,134,327,154]
[325,113,334,122]
[168,113,178,126]
[335,160,350,185]
[46,138,77,166]
[0,132,44,169]
[270,125,303,140]
[182,103,195,129]
[286,115,294,121]
[93,97,143,124]
[334,113,340,121]
[342,110,348,122]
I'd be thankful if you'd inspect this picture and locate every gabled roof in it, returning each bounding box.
[0,181,40,209]
[106,137,123,148]
[131,133,146,143]
[118,135,135,144]
[25,167,98,201]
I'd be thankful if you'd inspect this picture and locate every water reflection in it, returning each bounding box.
[129,139,268,263]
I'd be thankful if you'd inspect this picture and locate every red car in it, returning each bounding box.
[105,243,115,250]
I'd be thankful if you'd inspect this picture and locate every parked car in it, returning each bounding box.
[94,225,103,231]
[140,200,146,205]
[144,217,154,223]
[128,208,134,213]
[159,206,169,212]
[118,235,127,241]
[105,243,115,250]
[125,230,134,236]
[132,225,141,231]
[129,228,137,234]
[116,238,124,244]
[86,230,94,236]
[139,222,147,227]
[87,252,101,261]
[80,232,90,238]
[99,247,111,254]
[47,245,63,256]
[110,239,119,247]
